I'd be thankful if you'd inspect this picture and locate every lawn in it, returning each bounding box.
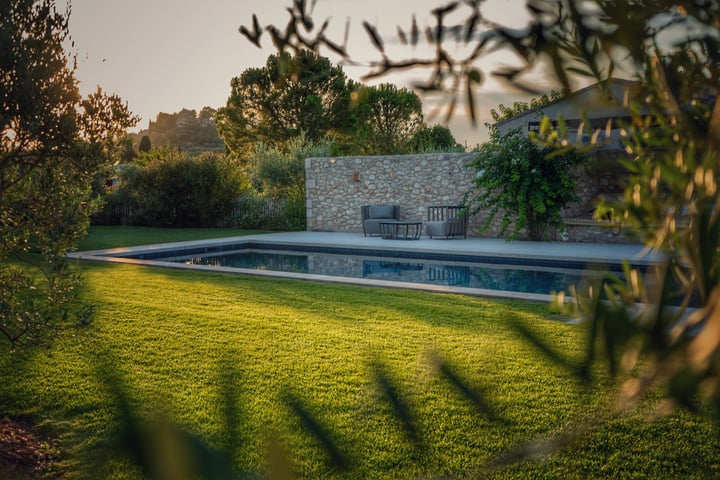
[0,227,718,479]
[76,225,268,250]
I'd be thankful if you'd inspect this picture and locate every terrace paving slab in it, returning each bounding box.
[234,231,661,266]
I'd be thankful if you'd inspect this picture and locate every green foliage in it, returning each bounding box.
[353,83,424,155]
[216,50,355,157]
[139,107,224,153]
[251,133,330,197]
[0,0,137,349]
[250,143,304,198]
[138,135,151,153]
[467,128,585,240]
[246,134,330,230]
[282,195,307,231]
[226,196,299,230]
[490,90,563,124]
[114,135,138,165]
[409,124,463,153]
[77,226,260,251]
[99,136,314,229]
[120,149,251,227]
[217,50,447,157]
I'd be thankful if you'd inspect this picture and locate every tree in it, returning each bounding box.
[138,135,152,153]
[355,83,424,154]
[409,124,462,152]
[240,0,720,463]
[217,50,450,157]
[0,0,138,349]
[490,90,563,123]
[216,50,357,157]
[468,127,585,240]
[198,106,216,122]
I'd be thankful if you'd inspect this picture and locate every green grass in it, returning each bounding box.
[76,225,268,251]
[1,227,718,479]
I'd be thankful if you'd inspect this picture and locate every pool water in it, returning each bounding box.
[162,249,596,295]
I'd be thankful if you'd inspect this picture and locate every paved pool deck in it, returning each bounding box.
[230,231,659,265]
[68,231,662,302]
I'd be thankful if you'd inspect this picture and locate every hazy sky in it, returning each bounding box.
[68,0,544,146]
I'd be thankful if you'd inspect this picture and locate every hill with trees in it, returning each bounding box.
[134,106,225,154]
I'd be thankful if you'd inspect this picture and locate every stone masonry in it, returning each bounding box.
[305,153,477,232]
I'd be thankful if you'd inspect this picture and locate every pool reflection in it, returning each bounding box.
[174,250,586,295]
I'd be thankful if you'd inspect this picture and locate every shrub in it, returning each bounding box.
[223,195,304,231]
[466,128,586,241]
[250,134,331,198]
[282,193,307,231]
[120,149,251,227]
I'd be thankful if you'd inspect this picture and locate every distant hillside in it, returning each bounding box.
[133,106,225,153]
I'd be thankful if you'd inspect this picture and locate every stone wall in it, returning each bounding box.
[305,153,477,233]
[305,153,635,243]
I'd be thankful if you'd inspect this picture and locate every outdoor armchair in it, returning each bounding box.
[361,204,400,236]
[425,205,469,239]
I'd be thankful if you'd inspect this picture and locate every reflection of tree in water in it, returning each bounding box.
[469,268,582,294]
[186,252,310,273]
[363,260,423,278]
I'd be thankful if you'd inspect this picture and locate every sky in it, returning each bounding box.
[67,0,549,146]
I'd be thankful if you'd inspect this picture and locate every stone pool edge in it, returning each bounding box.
[67,231,663,304]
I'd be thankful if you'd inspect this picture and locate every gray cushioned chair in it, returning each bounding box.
[425,205,469,239]
[361,204,400,236]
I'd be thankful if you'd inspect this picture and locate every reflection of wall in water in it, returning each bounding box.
[305,254,581,294]
[307,254,364,277]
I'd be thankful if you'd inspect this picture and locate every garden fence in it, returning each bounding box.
[94,196,302,230]
[223,196,293,230]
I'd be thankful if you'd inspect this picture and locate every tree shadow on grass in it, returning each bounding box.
[59,260,720,478]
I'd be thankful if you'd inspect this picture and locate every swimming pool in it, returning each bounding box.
[159,247,593,295]
[69,233,658,301]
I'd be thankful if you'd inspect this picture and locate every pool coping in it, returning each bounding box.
[67,231,663,302]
